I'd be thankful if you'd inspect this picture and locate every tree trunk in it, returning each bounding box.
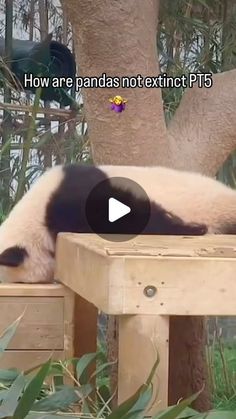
[62,0,236,413]
[169,317,210,410]
[61,0,169,166]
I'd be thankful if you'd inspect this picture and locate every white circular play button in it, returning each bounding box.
[85,176,151,241]
[108,198,131,223]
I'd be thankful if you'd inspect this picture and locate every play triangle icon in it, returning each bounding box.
[108,197,131,223]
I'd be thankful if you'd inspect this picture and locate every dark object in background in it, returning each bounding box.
[0,34,76,106]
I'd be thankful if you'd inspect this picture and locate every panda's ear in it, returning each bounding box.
[0,246,28,267]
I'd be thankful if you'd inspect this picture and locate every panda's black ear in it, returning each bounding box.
[0,246,28,267]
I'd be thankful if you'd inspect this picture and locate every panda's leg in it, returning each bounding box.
[146,204,208,235]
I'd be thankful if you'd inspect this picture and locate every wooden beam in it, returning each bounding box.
[0,282,69,296]
[55,233,236,316]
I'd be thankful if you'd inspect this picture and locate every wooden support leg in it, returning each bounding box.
[118,314,169,414]
[73,294,98,357]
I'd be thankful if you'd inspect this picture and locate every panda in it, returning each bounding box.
[0,163,236,284]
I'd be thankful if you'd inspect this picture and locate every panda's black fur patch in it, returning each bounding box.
[220,222,236,234]
[0,246,28,267]
[45,164,207,239]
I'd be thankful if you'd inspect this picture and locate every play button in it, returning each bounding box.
[108,198,131,222]
[85,176,151,242]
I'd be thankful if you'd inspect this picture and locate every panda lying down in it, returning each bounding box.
[0,164,235,283]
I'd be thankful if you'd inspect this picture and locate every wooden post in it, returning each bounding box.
[118,314,169,413]
[73,294,98,358]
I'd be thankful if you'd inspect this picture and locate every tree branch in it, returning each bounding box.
[168,69,236,176]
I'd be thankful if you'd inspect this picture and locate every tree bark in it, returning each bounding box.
[61,0,170,166]
[168,69,236,176]
[61,0,236,413]
[169,317,210,410]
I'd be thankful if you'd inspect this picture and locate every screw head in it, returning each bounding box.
[144,286,157,298]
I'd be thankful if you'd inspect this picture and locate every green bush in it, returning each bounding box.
[0,314,235,418]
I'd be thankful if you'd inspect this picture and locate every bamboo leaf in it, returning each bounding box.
[32,386,80,412]
[0,312,24,356]
[153,390,202,419]
[0,373,25,418]
[12,359,51,419]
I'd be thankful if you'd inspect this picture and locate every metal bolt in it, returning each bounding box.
[144,285,157,298]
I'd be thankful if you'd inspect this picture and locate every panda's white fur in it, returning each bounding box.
[0,164,236,284]
[0,166,64,283]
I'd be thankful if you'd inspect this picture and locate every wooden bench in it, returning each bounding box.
[55,233,236,413]
[0,283,74,371]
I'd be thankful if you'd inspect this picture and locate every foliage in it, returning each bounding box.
[0,0,88,218]
[206,319,236,411]
[0,316,235,418]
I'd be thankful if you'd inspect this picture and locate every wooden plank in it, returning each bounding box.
[118,314,169,414]
[0,351,65,371]
[56,233,236,257]
[0,297,64,350]
[1,324,63,350]
[0,297,64,323]
[56,233,236,316]
[0,283,69,297]
[121,257,236,315]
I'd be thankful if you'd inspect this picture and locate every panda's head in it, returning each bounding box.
[0,245,29,282]
[0,239,55,284]
[0,176,56,283]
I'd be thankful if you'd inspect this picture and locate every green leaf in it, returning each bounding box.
[0,368,19,384]
[52,374,64,388]
[49,362,64,374]
[106,383,152,419]
[0,312,24,356]
[12,358,51,419]
[32,386,80,412]
[0,373,26,418]
[120,412,148,419]
[81,399,93,415]
[24,363,46,376]
[153,390,202,419]
[146,356,160,387]
[76,352,98,384]
[75,382,94,398]
[193,411,236,419]
[0,389,9,403]
[90,359,116,379]
[107,356,160,419]
[176,407,200,418]
[153,406,199,418]
[25,414,82,419]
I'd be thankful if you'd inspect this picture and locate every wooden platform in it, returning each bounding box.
[55,233,236,413]
[0,283,74,371]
